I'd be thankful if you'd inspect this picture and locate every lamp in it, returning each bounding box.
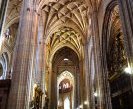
[124,66,132,74]
[94,92,98,97]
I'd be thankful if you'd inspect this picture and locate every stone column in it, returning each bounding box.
[50,70,54,109]
[35,11,46,87]
[7,0,38,109]
[0,0,8,35]
[76,67,80,108]
[35,11,46,108]
[50,70,57,109]
[79,59,84,108]
[91,10,112,109]
[118,0,133,90]
[83,42,89,109]
[88,36,95,109]
[91,11,101,109]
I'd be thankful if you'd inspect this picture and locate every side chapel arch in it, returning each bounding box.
[102,1,133,109]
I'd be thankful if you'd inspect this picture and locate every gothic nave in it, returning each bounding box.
[0,0,133,109]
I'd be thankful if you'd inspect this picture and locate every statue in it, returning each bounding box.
[44,97,49,109]
[30,85,43,109]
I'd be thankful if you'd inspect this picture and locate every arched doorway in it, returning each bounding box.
[51,47,80,109]
[45,45,82,109]
[102,1,133,109]
[45,26,84,109]
[57,71,74,109]
[64,97,70,109]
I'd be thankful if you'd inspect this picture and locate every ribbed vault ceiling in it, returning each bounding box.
[4,0,22,29]
[4,0,102,30]
[42,0,88,38]
[49,26,81,52]
[46,26,82,65]
[38,0,102,12]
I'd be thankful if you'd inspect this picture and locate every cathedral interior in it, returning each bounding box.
[0,0,133,109]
